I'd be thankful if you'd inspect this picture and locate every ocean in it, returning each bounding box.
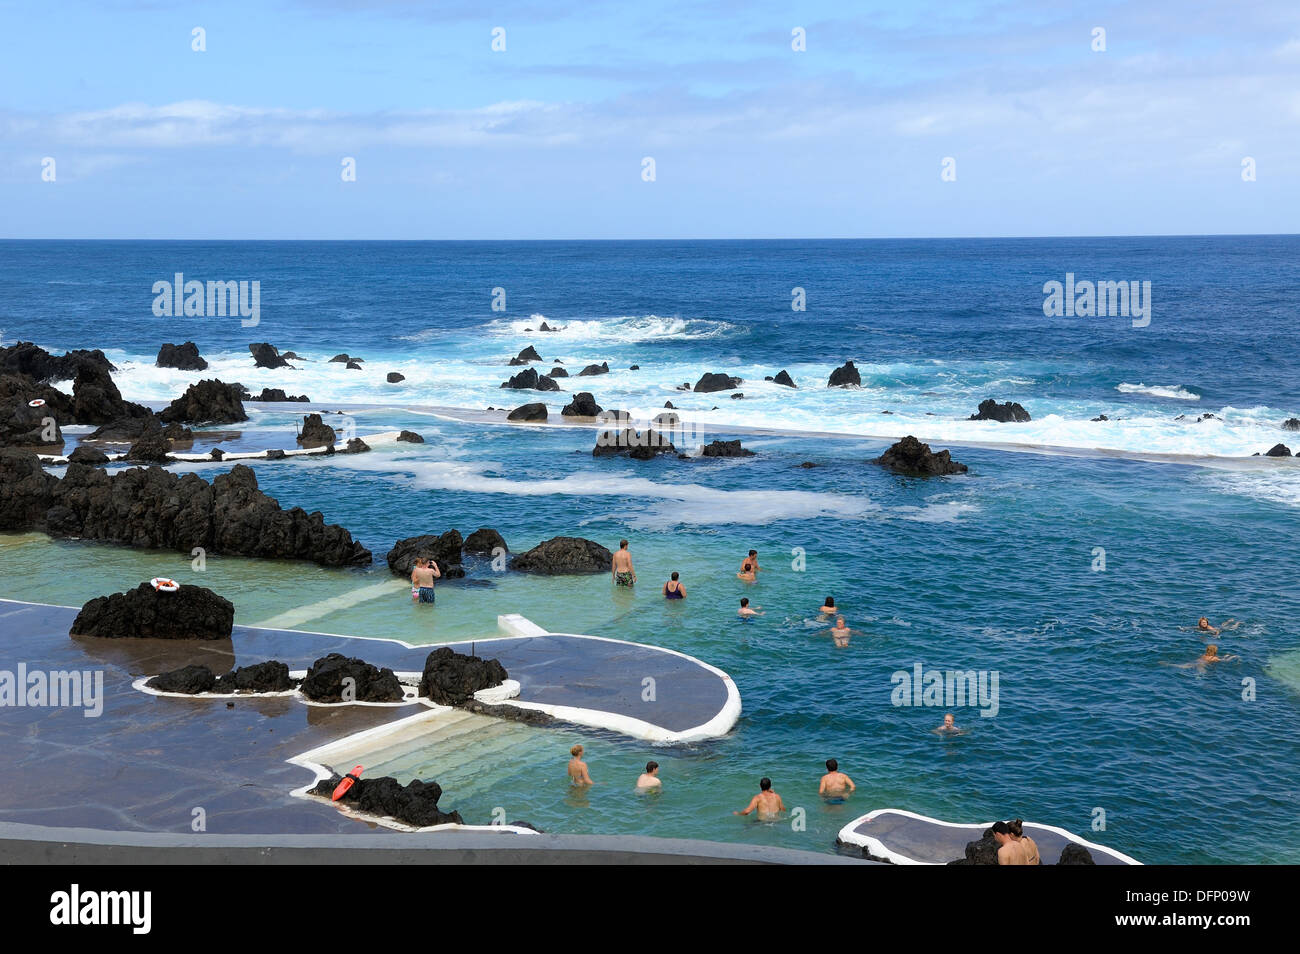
[2,236,1299,861]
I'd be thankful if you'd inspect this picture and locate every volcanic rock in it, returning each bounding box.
[418,646,508,705]
[159,379,248,425]
[701,439,755,458]
[386,531,464,577]
[561,392,602,417]
[872,435,968,476]
[251,388,309,402]
[1057,844,1096,865]
[297,413,336,447]
[501,368,561,391]
[72,362,152,425]
[156,341,208,371]
[67,445,109,466]
[396,430,425,443]
[0,342,114,382]
[549,367,569,377]
[694,372,742,393]
[386,372,405,383]
[1283,418,1300,431]
[214,660,294,693]
[464,527,507,555]
[249,343,293,369]
[309,774,462,827]
[579,362,609,376]
[969,399,1031,423]
[147,665,219,693]
[342,437,370,453]
[828,361,860,388]
[507,402,547,422]
[1265,443,1292,457]
[300,653,404,703]
[510,536,613,574]
[71,582,235,639]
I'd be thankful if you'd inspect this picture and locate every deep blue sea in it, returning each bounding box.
[2,237,1299,861]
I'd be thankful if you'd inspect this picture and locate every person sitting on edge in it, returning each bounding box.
[737,561,756,582]
[411,557,440,605]
[991,821,1027,865]
[734,777,784,820]
[740,549,760,574]
[818,758,856,800]
[739,597,763,618]
[612,539,636,587]
[934,713,961,734]
[637,761,662,789]
[819,596,836,614]
[1008,819,1041,865]
[663,572,685,599]
[568,744,594,786]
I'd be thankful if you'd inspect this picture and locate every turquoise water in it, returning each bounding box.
[3,238,1300,861]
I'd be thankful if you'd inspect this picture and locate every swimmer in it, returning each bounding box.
[991,821,1027,865]
[1008,819,1041,865]
[933,713,961,734]
[567,744,594,786]
[829,615,852,647]
[818,758,856,801]
[740,549,760,574]
[819,596,836,615]
[1176,644,1239,667]
[611,539,636,587]
[410,557,441,605]
[736,561,756,582]
[1197,616,1219,636]
[663,572,686,600]
[738,597,763,618]
[734,776,784,820]
[636,760,662,789]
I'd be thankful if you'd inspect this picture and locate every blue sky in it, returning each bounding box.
[1,0,1297,238]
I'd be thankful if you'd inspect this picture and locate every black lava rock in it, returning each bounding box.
[872,435,968,476]
[71,582,235,640]
[156,341,208,371]
[418,646,508,705]
[300,653,404,703]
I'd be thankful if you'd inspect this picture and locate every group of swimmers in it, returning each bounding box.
[1166,616,1243,668]
[612,541,853,644]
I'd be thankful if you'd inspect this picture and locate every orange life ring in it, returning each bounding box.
[150,577,179,593]
[332,765,364,801]
[27,399,46,408]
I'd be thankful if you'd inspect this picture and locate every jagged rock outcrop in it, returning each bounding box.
[147,660,295,694]
[1265,443,1292,457]
[386,530,464,577]
[345,360,363,370]
[510,536,613,574]
[579,362,609,376]
[946,830,1000,865]
[418,646,508,705]
[511,346,543,364]
[463,527,507,556]
[308,774,462,827]
[300,653,404,703]
[156,342,208,371]
[250,388,309,402]
[549,367,569,378]
[70,582,235,639]
[67,445,109,465]
[1283,418,1300,431]
[297,413,336,447]
[969,399,1031,423]
[147,664,218,693]
[0,451,372,567]
[0,342,114,382]
[249,343,293,369]
[561,392,602,417]
[501,368,561,391]
[158,379,248,424]
[593,427,675,459]
[700,439,755,458]
[396,430,424,443]
[772,369,797,388]
[828,361,860,388]
[872,435,968,476]
[694,372,742,393]
[507,402,548,422]
[72,362,152,425]
[0,374,68,447]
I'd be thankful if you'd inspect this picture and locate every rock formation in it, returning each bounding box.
[510,535,613,574]
[70,582,235,640]
[872,435,968,476]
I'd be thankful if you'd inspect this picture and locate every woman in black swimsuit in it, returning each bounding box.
[663,571,685,599]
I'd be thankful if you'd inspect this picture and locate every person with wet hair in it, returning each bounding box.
[991,821,1028,865]
[1008,819,1041,865]
[735,776,784,820]
[637,760,662,789]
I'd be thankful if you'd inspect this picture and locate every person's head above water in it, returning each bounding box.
[645,760,658,774]
[749,549,758,558]
[1199,616,1211,628]
[835,615,846,627]
[824,597,834,607]
[670,571,679,581]
[619,539,629,549]
[1205,644,1219,657]
[942,713,955,728]
[759,777,772,791]
[740,597,750,607]
[825,758,838,772]
[570,744,583,757]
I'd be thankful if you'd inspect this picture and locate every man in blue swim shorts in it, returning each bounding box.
[410,557,441,605]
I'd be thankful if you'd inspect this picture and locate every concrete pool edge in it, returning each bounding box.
[0,822,870,865]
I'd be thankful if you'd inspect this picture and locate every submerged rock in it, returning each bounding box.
[159,379,248,425]
[969,399,1031,423]
[396,430,425,443]
[71,582,235,640]
[1283,418,1300,431]
[0,451,372,567]
[386,530,464,577]
[772,369,797,388]
[872,435,968,476]
[156,341,208,371]
[250,388,309,402]
[309,773,462,827]
[418,646,508,705]
[386,372,405,383]
[507,402,548,422]
[510,535,613,574]
[300,653,404,703]
[827,361,860,388]
[578,362,610,376]
[593,427,675,459]
[694,372,742,393]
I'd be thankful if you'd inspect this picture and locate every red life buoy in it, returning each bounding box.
[150,577,179,593]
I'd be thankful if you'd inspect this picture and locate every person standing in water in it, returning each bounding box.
[612,539,636,587]
[829,615,852,647]
[818,759,856,801]
[410,557,441,605]
[740,549,760,574]
[739,597,763,618]
[568,744,594,786]
[663,572,685,599]
[637,761,662,789]
[819,596,837,615]
[735,777,785,819]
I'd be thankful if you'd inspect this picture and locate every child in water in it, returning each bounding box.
[739,597,763,618]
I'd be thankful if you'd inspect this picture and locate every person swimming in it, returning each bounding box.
[934,712,962,734]
[738,597,763,618]
[1007,818,1041,865]
[818,758,855,802]
[734,776,784,820]
[663,572,685,600]
[1197,616,1219,636]
[567,744,594,786]
[829,615,852,647]
[819,596,836,614]
[636,760,662,790]
[736,561,756,582]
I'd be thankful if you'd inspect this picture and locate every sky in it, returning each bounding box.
[1,0,1297,239]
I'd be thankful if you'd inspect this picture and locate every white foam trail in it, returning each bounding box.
[484,314,736,343]
[1116,383,1201,401]
[1199,470,1300,509]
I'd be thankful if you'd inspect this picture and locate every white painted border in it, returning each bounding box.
[835,808,1141,866]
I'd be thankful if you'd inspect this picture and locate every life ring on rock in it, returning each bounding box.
[27,399,46,408]
[332,765,364,801]
[150,577,180,593]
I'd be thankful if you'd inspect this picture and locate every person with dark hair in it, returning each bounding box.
[739,549,760,574]
[819,596,836,614]
[735,777,784,819]
[1008,819,1041,865]
[991,821,1027,865]
[637,760,662,789]
[612,539,636,586]
[819,758,855,801]
[663,571,685,599]
[739,597,762,618]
